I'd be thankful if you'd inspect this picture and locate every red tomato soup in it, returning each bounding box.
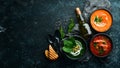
[90,35,112,57]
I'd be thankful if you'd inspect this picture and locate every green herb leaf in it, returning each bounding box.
[62,47,72,53]
[99,47,104,54]
[94,16,99,22]
[99,50,104,54]
[93,42,98,47]
[62,37,76,53]
[59,26,65,39]
[63,40,74,48]
[99,17,102,22]
[94,16,102,23]
[63,37,76,48]
[68,18,75,33]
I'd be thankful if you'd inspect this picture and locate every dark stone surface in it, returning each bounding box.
[0,0,120,68]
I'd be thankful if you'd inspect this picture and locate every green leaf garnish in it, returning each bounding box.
[62,37,76,53]
[63,39,74,48]
[94,16,102,23]
[59,26,65,39]
[68,18,75,33]
[99,46,104,54]
[93,42,98,47]
[62,46,72,53]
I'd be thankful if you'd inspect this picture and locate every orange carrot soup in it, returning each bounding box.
[90,9,112,32]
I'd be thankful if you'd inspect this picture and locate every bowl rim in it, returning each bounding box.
[89,33,113,58]
[90,9,113,32]
[60,35,88,61]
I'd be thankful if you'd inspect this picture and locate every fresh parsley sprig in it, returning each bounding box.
[94,16,102,23]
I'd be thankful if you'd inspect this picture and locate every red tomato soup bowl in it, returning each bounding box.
[90,33,113,57]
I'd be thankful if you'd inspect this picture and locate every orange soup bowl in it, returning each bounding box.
[90,9,113,32]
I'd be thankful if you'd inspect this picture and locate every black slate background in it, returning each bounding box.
[0,0,120,68]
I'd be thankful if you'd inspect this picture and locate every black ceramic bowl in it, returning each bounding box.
[90,33,113,58]
[90,9,113,32]
[60,35,88,61]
